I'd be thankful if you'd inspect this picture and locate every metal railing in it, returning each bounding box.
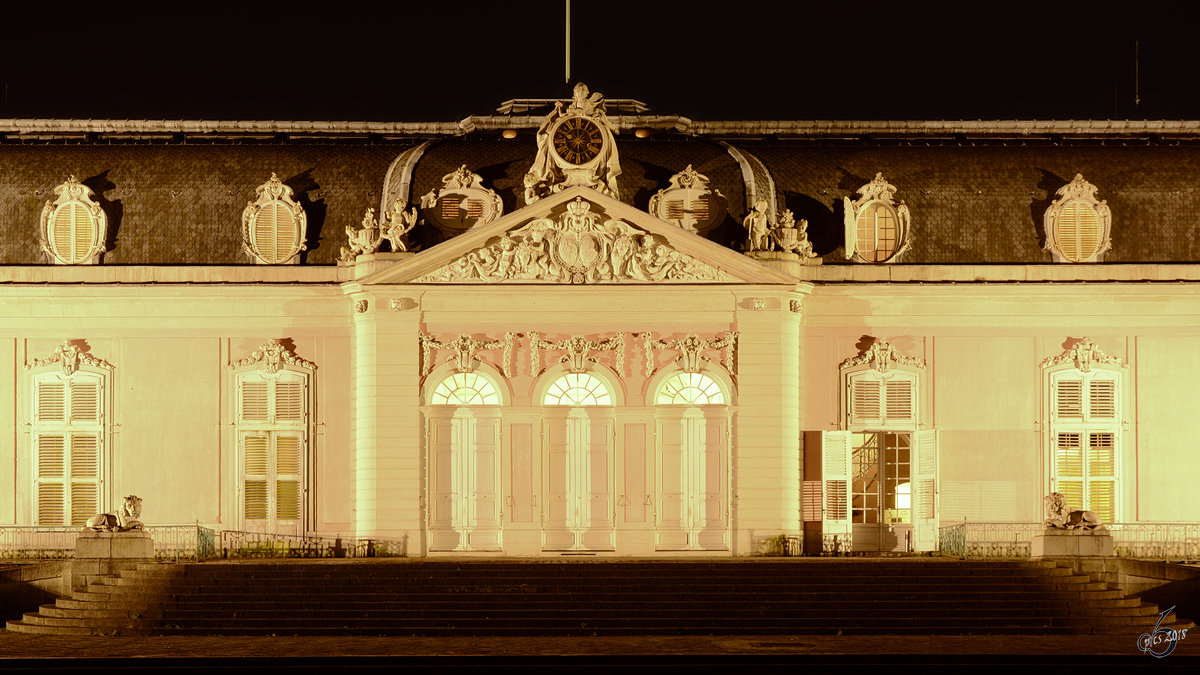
[939,522,1200,560]
[217,530,408,559]
[0,525,217,560]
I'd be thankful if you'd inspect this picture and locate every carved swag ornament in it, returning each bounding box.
[228,339,316,375]
[26,341,113,376]
[1040,338,1125,373]
[642,332,738,377]
[529,332,625,376]
[839,338,925,374]
[419,332,518,378]
[417,197,727,284]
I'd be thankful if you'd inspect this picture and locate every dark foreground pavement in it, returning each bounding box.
[2,633,1199,673]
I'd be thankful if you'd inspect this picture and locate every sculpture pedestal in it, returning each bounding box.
[71,531,155,592]
[1031,529,1114,558]
[746,251,822,277]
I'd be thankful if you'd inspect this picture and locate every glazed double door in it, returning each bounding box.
[542,410,614,551]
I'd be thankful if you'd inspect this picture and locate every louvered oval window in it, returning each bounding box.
[856,202,899,262]
[1056,201,1102,263]
[251,202,301,264]
[48,202,97,264]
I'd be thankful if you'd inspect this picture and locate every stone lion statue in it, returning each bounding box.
[84,495,145,532]
[1043,492,1102,530]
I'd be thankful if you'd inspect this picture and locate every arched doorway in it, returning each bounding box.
[541,372,615,551]
[427,371,502,551]
[654,371,730,551]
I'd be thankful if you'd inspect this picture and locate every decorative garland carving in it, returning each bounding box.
[839,339,924,374]
[228,339,316,374]
[1040,338,1125,373]
[641,332,738,377]
[415,197,728,284]
[529,332,625,376]
[26,341,113,376]
[420,332,518,378]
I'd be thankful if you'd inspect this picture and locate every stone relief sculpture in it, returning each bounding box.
[1043,492,1103,530]
[382,199,420,253]
[26,341,113,376]
[524,83,620,203]
[84,495,144,532]
[419,332,517,378]
[743,199,773,252]
[647,165,727,233]
[1040,338,1125,373]
[529,332,625,376]
[419,165,504,231]
[839,338,925,373]
[771,209,817,257]
[415,197,727,284]
[642,332,738,377]
[228,339,316,374]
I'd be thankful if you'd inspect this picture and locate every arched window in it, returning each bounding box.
[242,173,307,265]
[543,373,612,406]
[843,173,911,264]
[431,372,500,405]
[655,372,725,405]
[1044,174,1112,263]
[39,176,107,265]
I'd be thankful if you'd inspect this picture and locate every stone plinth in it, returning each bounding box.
[1031,529,1114,558]
[71,531,155,592]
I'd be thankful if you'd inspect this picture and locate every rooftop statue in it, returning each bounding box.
[771,209,817,257]
[84,495,145,533]
[743,200,772,252]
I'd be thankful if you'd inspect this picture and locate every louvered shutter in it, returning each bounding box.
[274,433,302,525]
[1086,432,1116,522]
[849,378,882,425]
[884,379,914,422]
[71,380,100,423]
[912,429,939,551]
[1088,379,1116,419]
[36,435,65,524]
[69,434,100,525]
[843,197,857,258]
[821,430,853,550]
[802,480,822,522]
[1054,432,1085,511]
[243,434,269,521]
[36,380,66,422]
[1059,202,1101,262]
[274,379,304,422]
[51,202,95,264]
[240,378,269,422]
[1054,378,1083,419]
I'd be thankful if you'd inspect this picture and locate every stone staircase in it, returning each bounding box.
[6,559,1195,636]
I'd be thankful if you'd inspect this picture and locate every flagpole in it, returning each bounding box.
[565,0,571,84]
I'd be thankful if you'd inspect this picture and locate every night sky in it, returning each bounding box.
[1,1,1196,122]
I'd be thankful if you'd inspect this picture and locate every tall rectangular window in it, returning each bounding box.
[235,370,307,534]
[1049,371,1121,523]
[31,372,104,525]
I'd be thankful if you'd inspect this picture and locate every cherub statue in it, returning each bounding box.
[1043,492,1103,530]
[382,199,419,252]
[84,495,145,532]
[743,200,772,252]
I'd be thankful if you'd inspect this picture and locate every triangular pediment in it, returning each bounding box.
[360,187,797,285]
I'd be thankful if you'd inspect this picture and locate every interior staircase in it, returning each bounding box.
[6,558,1194,636]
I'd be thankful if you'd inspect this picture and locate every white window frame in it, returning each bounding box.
[231,358,313,534]
[1043,173,1112,263]
[843,173,911,264]
[39,175,107,265]
[1044,363,1124,523]
[241,173,307,265]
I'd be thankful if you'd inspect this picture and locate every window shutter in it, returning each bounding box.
[884,379,914,422]
[71,380,100,423]
[821,430,853,546]
[36,380,66,422]
[1055,432,1084,478]
[843,197,857,259]
[1059,202,1101,262]
[52,202,95,264]
[253,203,281,263]
[240,379,269,422]
[36,435,65,524]
[850,379,881,424]
[1054,379,1083,418]
[274,434,302,521]
[274,380,304,422]
[243,435,269,520]
[912,429,939,551]
[802,480,822,522]
[1088,379,1116,419]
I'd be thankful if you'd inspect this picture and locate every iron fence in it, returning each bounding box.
[217,530,408,559]
[939,522,1200,560]
[0,525,217,560]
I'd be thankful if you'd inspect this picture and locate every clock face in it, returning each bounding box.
[552,117,604,165]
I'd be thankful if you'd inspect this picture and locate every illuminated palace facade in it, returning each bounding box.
[2,87,1198,556]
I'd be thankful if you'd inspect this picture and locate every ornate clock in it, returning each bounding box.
[551,117,604,165]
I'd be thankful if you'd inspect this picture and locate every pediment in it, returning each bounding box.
[360,187,796,286]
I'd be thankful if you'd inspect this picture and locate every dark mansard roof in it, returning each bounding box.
[1,117,1198,265]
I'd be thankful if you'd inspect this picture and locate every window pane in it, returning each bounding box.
[655,372,724,405]
[857,202,898,262]
[1055,433,1083,478]
[431,371,499,405]
[1088,433,1116,476]
[544,373,612,406]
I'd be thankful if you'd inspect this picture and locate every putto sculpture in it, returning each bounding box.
[84,495,145,532]
[1043,492,1103,530]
